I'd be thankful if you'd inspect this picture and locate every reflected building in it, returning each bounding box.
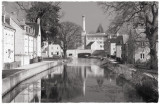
[80,65,104,96]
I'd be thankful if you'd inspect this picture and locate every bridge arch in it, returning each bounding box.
[67,49,93,58]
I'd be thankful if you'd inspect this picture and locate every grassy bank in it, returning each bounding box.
[100,60,158,102]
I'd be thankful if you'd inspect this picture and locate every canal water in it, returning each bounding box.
[3,58,144,103]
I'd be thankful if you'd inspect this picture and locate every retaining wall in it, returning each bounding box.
[2,61,61,96]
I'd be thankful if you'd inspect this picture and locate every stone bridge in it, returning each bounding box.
[67,49,94,58]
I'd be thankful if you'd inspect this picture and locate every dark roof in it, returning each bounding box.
[2,22,15,30]
[116,36,123,45]
[86,33,107,37]
[96,24,104,33]
[92,50,105,56]
[5,13,24,30]
[108,38,117,43]
[86,42,94,49]
[26,23,40,37]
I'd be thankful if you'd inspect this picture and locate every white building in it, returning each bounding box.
[81,16,107,50]
[48,44,63,57]
[25,19,42,59]
[42,42,63,58]
[2,9,42,68]
[85,33,107,50]
[2,15,16,64]
[86,41,103,50]
[6,13,26,66]
[116,36,123,59]
[110,42,116,56]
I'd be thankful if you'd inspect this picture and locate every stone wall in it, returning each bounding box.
[2,61,62,96]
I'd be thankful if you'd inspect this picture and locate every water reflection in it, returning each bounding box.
[3,58,144,102]
[10,80,41,103]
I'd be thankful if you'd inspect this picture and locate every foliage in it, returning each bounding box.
[98,2,158,70]
[132,71,158,102]
[17,2,61,43]
[56,21,82,58]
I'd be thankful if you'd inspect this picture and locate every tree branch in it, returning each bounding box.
[16,2,28,12]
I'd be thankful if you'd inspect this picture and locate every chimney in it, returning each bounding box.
[3,14,5,23]
[2,5,5,23]
[37,18,40,24]
[117,32,119,37]
[82,15,86,32]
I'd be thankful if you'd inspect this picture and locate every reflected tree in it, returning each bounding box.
[56,65,83,100]
[96,76,104,88]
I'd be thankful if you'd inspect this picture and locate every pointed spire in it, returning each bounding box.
[96,24,104,33]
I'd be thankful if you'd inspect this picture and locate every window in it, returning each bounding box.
[69,53,72,56]
[140,53,145,59]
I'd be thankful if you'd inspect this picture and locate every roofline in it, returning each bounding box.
[10,17,24,30]
[3,24,16,31]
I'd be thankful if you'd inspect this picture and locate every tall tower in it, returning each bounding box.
[81,15,86,49]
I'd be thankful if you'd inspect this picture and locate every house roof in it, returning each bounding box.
[2,22,15,30]
[92,50,105,56]
[108,38,117,43]
[26,23,40,37]
[86,42,94,49]
[5,13,25,30]
[116,36,123,45]
[122,34,129,44]
[86,33,107,37]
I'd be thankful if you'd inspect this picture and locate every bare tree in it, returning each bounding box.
[56,21,82,58]
[99,2,158,70]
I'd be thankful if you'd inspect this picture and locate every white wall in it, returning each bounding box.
[33,38,37,58]
[48,44,63,57]
[91,41,103,50]
[116,45,122,58]
[110,43,116,56]
[24,35,29,55]
[29,36,34,59]
[3,27,15,63]
[37,24,41,57]
[67,50,78,58]
[10,18,25,62]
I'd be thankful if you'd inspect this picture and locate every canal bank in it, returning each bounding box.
[100,58,158,102]
[2,58,72,97]
[2,58,153,102]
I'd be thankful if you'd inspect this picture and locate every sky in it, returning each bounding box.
[59,2,112,33]
[2,2,114,33]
